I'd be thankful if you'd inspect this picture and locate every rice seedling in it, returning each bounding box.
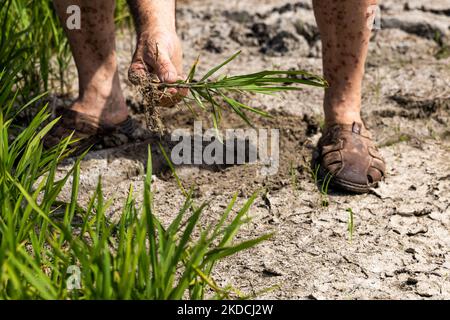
[1,1,274,299]
[1,0,68,95]
[115,0,133,27]
[1,0,130,99]
[310,163,320,186]
[135,51,327,134]
[59,149,270,300]
[0,68,270,299]
[158,143,273,299]
[307,164,332,207]
[347,208,354,243]
[320,172,332,207]
[289,161,300,192]
[435,44,450,60]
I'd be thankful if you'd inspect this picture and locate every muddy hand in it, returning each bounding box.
[128,31,187,107]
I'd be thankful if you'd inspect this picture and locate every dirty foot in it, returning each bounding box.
[44,84,130,152]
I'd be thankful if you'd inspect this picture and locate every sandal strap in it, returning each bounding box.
[323,122,372,140]
[317,121,386,192]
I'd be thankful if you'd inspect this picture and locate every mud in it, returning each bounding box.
[56,0,450,299]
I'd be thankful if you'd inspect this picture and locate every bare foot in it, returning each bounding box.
[70,92,128,127]
[70,67,129,126]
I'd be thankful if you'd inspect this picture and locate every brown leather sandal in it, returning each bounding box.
[314,122,386,193]
[44,107,136,155]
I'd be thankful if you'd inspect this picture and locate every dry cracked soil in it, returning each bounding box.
[54,0,449,299]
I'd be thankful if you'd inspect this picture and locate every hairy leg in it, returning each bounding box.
[313,0,377,125]
[53,0,128,125]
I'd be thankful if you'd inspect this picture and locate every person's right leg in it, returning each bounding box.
[53,0,128,126]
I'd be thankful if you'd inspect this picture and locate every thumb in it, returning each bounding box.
[150,50,178,83]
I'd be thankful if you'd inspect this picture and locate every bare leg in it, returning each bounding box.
[313,1,386,193]
[313,0,376,125]
[127,0,184,97]
[53,0,128,125]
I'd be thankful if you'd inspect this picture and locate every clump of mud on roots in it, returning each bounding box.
[130,71,173,136]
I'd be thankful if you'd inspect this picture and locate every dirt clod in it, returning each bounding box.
[131,70,167,135]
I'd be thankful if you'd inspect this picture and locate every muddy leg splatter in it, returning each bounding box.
[53,0,128,126]
[313,0,378,125]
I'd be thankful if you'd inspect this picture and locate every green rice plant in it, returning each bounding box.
[346,208,354,243]
[289,161,300,192]
[0,0,140,104]
[152,51,327,134]
[0,1,33,94]
[1,0,69,96]
[0,69,270,299]
[320,172,332,207]
[159,145,272,299]
[2,2,271,299]
[115,0,132,27]
[1,0,130,99]
[50,150,270,300]
[310,163,320,186]
[307,164,332,207]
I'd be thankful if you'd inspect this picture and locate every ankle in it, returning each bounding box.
[71,100,128,125]
[323,90,363,125]
[79,69,124,103]
[79,85,124,106]
[74,86,128,125]
[324,109,362,126]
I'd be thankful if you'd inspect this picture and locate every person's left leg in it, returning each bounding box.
[312,0,386,193]
[53,0,184,124]
[46,0,185,150]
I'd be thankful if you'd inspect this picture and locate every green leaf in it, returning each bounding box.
[199,50,241,82]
